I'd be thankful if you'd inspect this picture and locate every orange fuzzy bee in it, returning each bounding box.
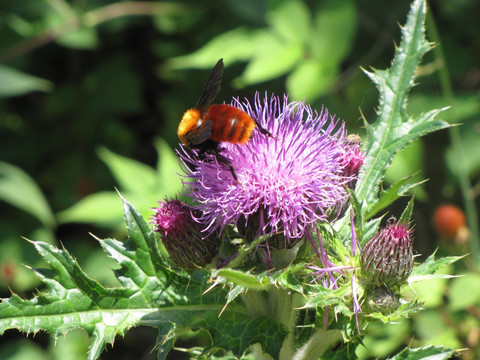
[178,58,271,180]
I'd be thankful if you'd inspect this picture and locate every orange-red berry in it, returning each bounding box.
[433,204,466,239]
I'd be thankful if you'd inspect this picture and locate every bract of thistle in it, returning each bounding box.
[179,93,364,248]
[150,199,219,270]
[360,219,414,289]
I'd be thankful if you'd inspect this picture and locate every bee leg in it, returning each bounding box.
[194,141,239,182]
[254,119,275,139]
[214,153,239,182]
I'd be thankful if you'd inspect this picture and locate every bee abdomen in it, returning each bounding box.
[207,104,255,144]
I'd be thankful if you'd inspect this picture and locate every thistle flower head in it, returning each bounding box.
[180,93,357,246]
[341,136,365,188]
[151,199,218,270]
[360,219,414,289]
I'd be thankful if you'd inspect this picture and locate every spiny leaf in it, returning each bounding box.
[355,0,450,215]
[0,198,222,360]
[212,268,272,290]
[366,300,423,324]
[364,174,420,220]
[409,252,464,283]
[0,197,291,360]
[303,283,352,309]
[0,241,151,360]
[194,312,288,359]
[399,197,415,225]
[387,345,458,360]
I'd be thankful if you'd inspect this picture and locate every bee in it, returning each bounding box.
[177,58,272,181]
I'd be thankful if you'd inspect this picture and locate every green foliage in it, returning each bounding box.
[387,345,458,360]
[57,138,182,228]
[354,0,450,219]
[168,0,356,101]
[0,161,55,228]
[1,0,479,358]
[0,66,53,97]
[0,198,290,360]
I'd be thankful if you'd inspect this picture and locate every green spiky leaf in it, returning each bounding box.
[364,175,421,220]
[0,198,287,360]
[355,0,450,216]
[398,197,415,225]
[409,253,463,283]
[387,345,458,359]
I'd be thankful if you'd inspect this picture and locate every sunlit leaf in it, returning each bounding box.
[388,345,458,359]
[167,28,257,69]
[98,147,158,194]
[448,273,480,311]
[445,120,480,179]
[267,0,311,44]
[0,339,50,360]
[154,137,183,192]
[0,161,55,227]
[235,31,302,86]
[0,65,53,97]
[56,27,98,49]
[354,0,449,215]
[44,3,98,49]
[310,0,356,64]
[409,253,463,282]
[287,60,338,101]
[56,191,123,227]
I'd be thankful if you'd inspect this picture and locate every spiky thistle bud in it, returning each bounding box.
[151,199,218,271]
[366,286,399,315]
[360,219,414,289]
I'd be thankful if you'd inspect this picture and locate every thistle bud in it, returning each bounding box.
[360,219,413,289]
[151,199,218,271]
[341,135,364,189]
[366,286,399,315]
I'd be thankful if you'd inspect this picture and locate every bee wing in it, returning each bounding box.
[185,119,213,146]
[195,58,224,110]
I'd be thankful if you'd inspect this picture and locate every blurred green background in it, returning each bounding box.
[0,0,479,359]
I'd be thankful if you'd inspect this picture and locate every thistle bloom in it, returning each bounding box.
[341,136,364,189]
[360,219,414,289]
[150,199,218,270]
[180,93,361,247]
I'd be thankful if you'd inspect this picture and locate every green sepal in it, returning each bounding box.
[398,197,415,225]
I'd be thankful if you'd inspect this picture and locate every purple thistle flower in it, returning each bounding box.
[179,93,356,246]
[150,199,218,271]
